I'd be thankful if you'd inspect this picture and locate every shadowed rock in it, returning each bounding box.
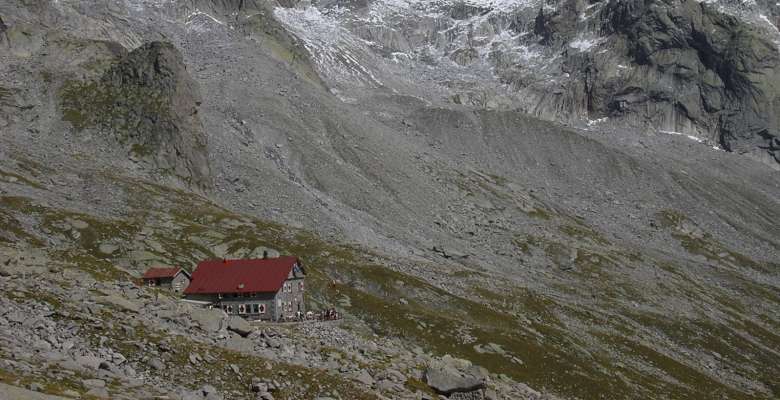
[425,363,487,395]
[598,0,780,166]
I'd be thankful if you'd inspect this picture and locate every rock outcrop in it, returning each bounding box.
[424,358,487,396]
[522,0,780,166]
[59,41,212,188]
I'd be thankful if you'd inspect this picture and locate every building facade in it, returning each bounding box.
[142,267,191,292]
[183,257,305,321]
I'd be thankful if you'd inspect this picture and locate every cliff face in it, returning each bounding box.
[598,0,780,164]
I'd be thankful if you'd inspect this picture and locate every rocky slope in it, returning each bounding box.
[0,1,778,400]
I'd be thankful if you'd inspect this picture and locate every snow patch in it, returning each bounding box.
[275,6,385,88]
[569,37,603,52]
[660,130,705,143]
[587,117,608,126]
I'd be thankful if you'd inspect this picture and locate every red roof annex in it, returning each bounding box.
[143,267,182,279]
[183,256,299,295]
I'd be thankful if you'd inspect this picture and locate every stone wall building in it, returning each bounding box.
[142,267,191,293]
[183,256,305,321]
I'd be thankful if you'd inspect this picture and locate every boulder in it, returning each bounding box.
[98,243,119,255]
[250,380,268,393]
[424,364,486,395]
[148,358,165,371]
[247,247,280,259]
[227,316,253,337]
[26,383,43,392]
[68,219,89,230]
[350,369,375,387]
[74,355,103,370]
[189,307,226,332]
[201,385,223,400]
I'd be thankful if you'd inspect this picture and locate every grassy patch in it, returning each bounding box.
[657,210,772,273]
[0,168,45,190]
[526,207,552,220]
[559,223,610,246]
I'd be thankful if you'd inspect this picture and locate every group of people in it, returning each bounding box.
[317,308,341,321]
[279,308,341,322]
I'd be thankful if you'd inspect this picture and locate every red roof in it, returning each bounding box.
[143,267,182,279]
[183,256,300,295]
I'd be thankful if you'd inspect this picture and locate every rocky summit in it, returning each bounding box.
[0,1,778,400]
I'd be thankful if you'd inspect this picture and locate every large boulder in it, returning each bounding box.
[424,361,487,395]
[188,308,226,333]
[227,315,253,337]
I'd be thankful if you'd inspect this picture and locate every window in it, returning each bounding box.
[259,304,266,314]
[299,281,304,291]
[227,305,234,314]
[238,304,246,314]
[251,304,258,314]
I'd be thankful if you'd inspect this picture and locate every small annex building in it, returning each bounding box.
[183,256,305,321]
[142,267,191,292]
